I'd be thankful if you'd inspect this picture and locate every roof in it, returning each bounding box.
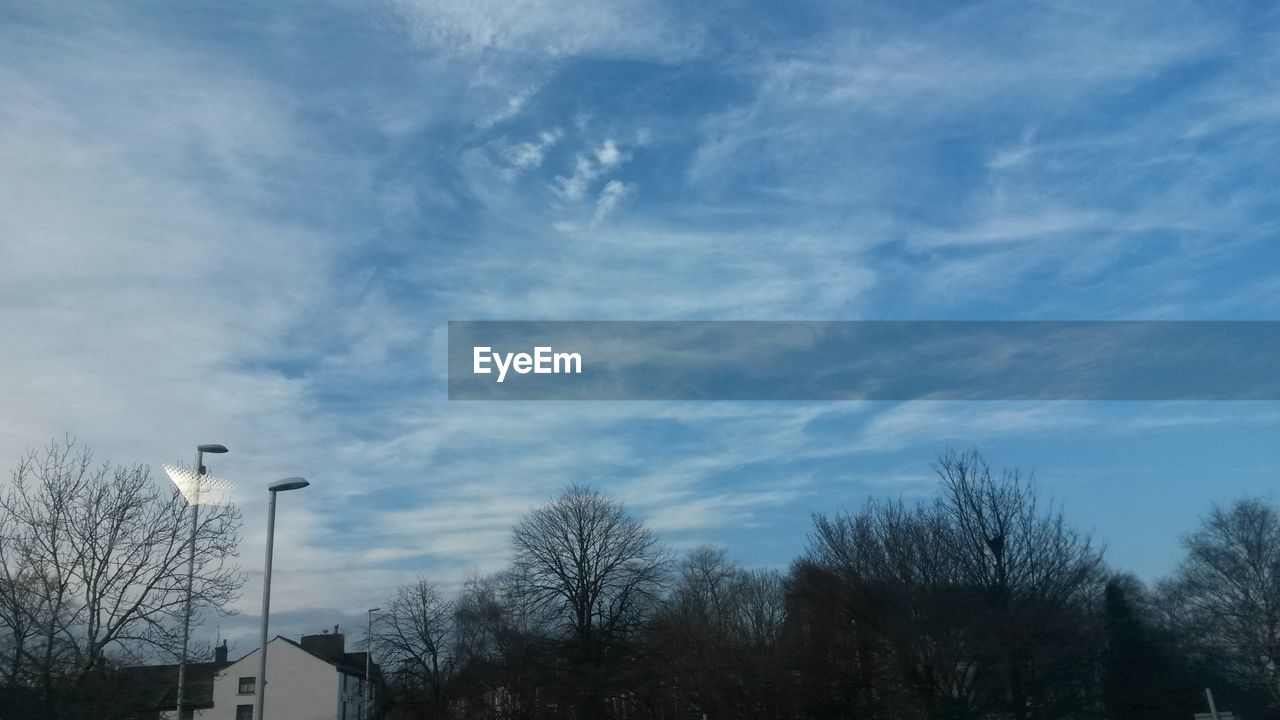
[234,635,379,679]
[118,660,232,711]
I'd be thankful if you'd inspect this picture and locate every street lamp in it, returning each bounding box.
[365,607,381,720]
[168,443,228,720]
[255,477,310,720]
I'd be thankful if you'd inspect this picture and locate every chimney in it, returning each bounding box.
[215,640,228,664]
[301,629,346,663]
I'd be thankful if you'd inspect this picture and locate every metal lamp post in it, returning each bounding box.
[255,477,310,720]
[365,607,381,720]
[174,443,228,720]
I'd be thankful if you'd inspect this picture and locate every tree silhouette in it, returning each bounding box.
[508,484,668,719]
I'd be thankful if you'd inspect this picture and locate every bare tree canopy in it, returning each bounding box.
[803,449,1106,720]
[509,484,668,652]
[664,546,739,640]
[0,440,243,716]
[1164,497,1280,703]
[649,546,788,720]
[663,546,785,648]
[935,448,1105,612]
[371,577,463,713]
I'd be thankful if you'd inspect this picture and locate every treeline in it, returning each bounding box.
[2,442,1280,720]
[371,450,1280,720]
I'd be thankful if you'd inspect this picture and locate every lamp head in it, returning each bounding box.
[163,465,238,507]
[269,477,309,492]
[197,444,229,454]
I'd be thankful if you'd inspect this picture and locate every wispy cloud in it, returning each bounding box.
[555,138,631,201]
[852,402,1280,453]
[504,128,563,172]
[390,0,705,61]
[593,179,630,223]
[986,129,1038,170]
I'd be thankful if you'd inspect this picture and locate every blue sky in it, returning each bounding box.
[1,1,1278,652]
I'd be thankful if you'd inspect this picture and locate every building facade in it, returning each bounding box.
[143,631,378,720]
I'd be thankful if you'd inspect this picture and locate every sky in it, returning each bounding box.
[1,0,1278,656]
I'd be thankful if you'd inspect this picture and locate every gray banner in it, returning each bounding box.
[447,321,1280,400]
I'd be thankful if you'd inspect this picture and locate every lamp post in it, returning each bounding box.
[255,477,310,720]
[365,607,381,720]
[175,443,228,720]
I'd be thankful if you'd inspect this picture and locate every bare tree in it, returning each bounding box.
[650,546,742,718]
[0,440,243,716]
[728,568,786,649]
[509,484,668,718]
[1164,497,1280,704]
[808,497,985,719]
[801,449,1106,720]
[451,573,552,720]
[372,577,461,714]
[0,550,42,685]
[651,546,787,719]
[672,547,737,621]
[934,448,1106,720]
[664,546,786,650]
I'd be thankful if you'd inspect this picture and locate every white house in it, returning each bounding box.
[177,630,378,720]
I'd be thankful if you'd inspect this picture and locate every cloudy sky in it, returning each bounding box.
[1,1,1277,653]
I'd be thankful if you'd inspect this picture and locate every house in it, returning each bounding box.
[126,629,379,720]
[199,628,380,720]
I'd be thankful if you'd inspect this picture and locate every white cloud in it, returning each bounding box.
[595,138,623,167]
[687,2,1229,199]
[852,402,1280,453]
[0,6,388,620]
[390,0,704,61]
[643,489,801,533]
[477,86,537,129]
[555,138,630,201]
[505,128,562,171]
[593,179,630,223]
[425,223,878,319]
[987,129,1037,169]
[0,20,343,460]
[853,403,1094,452]
[911,208,1111,248]
[556,156,597,200]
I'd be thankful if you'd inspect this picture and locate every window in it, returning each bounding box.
[236,705,253,720]
[238,676,256,694]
